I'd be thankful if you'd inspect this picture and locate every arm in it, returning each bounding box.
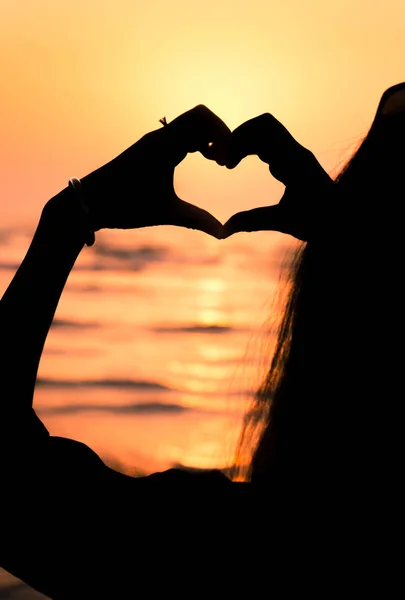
[0,189,86,427]
[0,106,228,437]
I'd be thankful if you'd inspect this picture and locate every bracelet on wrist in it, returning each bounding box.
[68,177,96,247]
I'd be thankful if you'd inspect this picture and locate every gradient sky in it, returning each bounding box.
[1,0,404,227]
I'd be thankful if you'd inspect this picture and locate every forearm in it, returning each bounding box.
[0,187,87,417]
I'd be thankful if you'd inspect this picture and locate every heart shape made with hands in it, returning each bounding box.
[161,106,333,242]
[82,105,333,243]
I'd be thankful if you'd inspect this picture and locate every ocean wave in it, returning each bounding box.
[93,241,170,271]
[51,318,100,329]
[36,378,171,391]
[38,401,188,415]
[0,261,21,271]
[153,325,235,334]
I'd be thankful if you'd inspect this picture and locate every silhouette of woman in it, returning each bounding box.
[226,82,405,491]
[1,84,403,597]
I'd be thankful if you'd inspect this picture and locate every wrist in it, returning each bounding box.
[81,167,110,231]
[41,188,89,248]
[68,178,95,246]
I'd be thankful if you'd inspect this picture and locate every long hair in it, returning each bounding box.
[234,83,405,488]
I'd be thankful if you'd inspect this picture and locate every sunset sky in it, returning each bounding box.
[1,0,404,228]
[1,3,405,594]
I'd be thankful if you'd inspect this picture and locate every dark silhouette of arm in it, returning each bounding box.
[0,106,228,435]
[0,105,229,432]
[0,189,86,428]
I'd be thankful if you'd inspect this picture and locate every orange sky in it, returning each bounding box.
[1,0,404,227]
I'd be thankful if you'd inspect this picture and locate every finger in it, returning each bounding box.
[222,206,282,238]
[165,199,224,239]
[225,115,268,168]
[166,105,231,165]
[226,114,312,187]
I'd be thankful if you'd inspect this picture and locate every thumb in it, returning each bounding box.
[222,205,282,238]
[165,199,224,239]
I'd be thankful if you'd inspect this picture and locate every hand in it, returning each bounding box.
[222,114,334,241]
[81,106,230,239]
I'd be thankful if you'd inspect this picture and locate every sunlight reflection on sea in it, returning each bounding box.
[0,225,296,473]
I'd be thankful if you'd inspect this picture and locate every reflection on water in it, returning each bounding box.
[0,224,296,595]
[0,226,295,474]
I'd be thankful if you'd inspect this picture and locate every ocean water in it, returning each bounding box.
[0,222,296,597]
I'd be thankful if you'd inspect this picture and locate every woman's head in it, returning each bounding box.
[235,83,405,487]
[337,82,405,202]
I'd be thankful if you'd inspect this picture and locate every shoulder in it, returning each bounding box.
[139,466,238,498]
[145,466,231,486]
[131,467,252,518]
